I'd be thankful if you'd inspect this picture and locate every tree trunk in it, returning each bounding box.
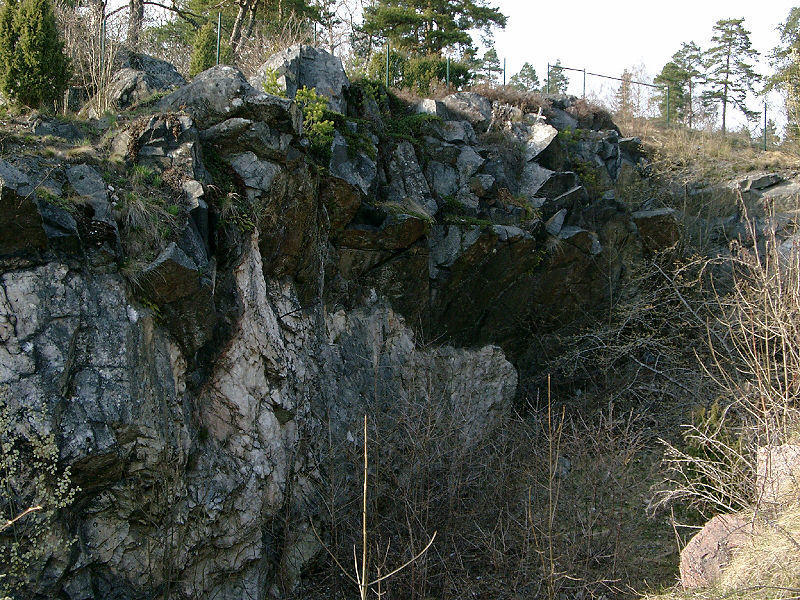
[127,0,144,48]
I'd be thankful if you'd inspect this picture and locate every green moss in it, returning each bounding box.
[386,112,442,143]
[442,213,493,230]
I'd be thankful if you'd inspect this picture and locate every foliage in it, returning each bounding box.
[296,85,335,163]
[362,0,507,56]
[545,59,569,94]
[0,0,69,109]
[769,7,800,140]
[477,47,502,85]
[654,42,704,126]
[509,61,540,92]
[188,21,232,77]
[260,66,284,96]
[702,18,761,132]
[0,393,77,597]
[367,48,470,92]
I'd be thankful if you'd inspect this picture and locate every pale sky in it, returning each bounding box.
[491,0,798,130]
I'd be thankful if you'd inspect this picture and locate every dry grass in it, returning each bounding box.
[618,118,800,183]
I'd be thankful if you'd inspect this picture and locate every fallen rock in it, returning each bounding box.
[742,173,783,192]
[680,514,754,589]
[0,161,46,256]
[138,242,203,304]
[249,45,349,113]
[756,444,800,505]
[387,141,437,217]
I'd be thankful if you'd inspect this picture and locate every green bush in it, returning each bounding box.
[367,49,470,93]
[296,86,335,164]
[0,0,69,109]
[188,22,232,77]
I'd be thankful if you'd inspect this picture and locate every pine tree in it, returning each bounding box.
[769,7,800,140]
[509,62,539,92]
[0,0,69,108]
[362,0,506,57]
[655,42,704,126]
[702,18,760,132]
[544,60,568,95]
[479,47,502,85]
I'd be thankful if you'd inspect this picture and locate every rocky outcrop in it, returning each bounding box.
[249,45,349,113]
[1,48,661,599]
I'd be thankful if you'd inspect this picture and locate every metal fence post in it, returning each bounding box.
[216,13,221,65]
[503,58,506,86]
[385,42,390,88]
[666,86,670,127]
[582,68,586,99]
[764,102,768,151]
[446,56,450,87]
[546,62,550,94]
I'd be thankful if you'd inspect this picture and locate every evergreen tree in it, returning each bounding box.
[188,21,232,76]
[655,42,704,126]
[702,18,761,132]
[0,0,69,108]
[0,0,19,97]
[362,0,507,57]
[614,69,635,121]
[509,62,539,92]
[769,7,800,140]
[544,60,568,95]
[479,47,502,85]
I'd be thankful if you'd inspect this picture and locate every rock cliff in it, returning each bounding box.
[0,46,661,599]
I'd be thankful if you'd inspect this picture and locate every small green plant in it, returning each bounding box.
[572,159,607,200]
[0,391,77,597]
[260,67,285,97]
[296,86,335,164]
[166,204,180,216]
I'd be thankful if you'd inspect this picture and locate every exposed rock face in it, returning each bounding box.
[1,48,659,599]
[679,514,754,589]
[249,45,349,113]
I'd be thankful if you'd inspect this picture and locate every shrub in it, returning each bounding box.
[295,86,335,164]
[367,49,470,93]
[188,21,232,77]
[260,66,284,96]
[0,0,69,109]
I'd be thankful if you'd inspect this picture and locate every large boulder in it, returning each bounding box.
[160,66,301,132]
[91,51,186,114]
[249,45,349,113]
[679,514,754,589]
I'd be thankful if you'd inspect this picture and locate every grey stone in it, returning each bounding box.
[524,121,558,161]
[229,152,282,201]
[469,173,495,198]
[456,146,485,184]
[632,208,680,253]
[756,444,800,504]
[442,92,493,132]
[66,164,114,225]
[139,242,202,304]
[160,66,301,132]
[415,98,450,119]
[742,172,783,192]
[387,141,437,217]
[439,120,477,144]
[545,208,567,235]
[249,45,349,113]
[329,130,377,196]
[426,161,459,200]
[200,117,294,161]
[92,52,186,114]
